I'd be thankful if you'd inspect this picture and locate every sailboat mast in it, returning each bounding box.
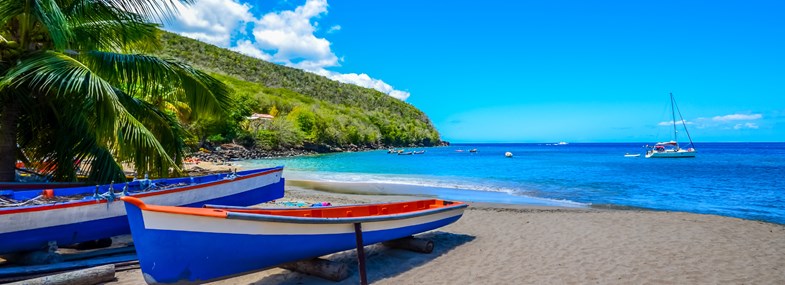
[673,94,695,148]
[670,92,677,142]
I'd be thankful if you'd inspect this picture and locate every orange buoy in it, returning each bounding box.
[42,189,55,198]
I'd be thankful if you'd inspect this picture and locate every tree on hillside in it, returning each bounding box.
[0,0,231,182]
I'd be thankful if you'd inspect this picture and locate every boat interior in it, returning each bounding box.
[121,197,463,219]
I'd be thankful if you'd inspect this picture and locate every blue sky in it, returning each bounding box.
[164,0,784,142]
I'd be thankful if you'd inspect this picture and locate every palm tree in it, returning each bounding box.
[0,0,231,182]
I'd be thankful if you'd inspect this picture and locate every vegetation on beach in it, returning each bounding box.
[191,73,441,151]
[0,0,231,182]
[156,32,442,150]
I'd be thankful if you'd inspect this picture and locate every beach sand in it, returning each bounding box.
[111,187,785,284]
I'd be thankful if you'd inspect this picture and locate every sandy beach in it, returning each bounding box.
[111,184,785,285]
[6,0,782,284]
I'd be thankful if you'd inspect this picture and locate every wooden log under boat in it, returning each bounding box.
[5,264,115,285]
[279,258,349,281]
[383,236,434,253]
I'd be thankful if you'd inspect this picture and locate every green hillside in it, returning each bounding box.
[156,32,442,151]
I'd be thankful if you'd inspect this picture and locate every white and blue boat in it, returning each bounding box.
[645,93,697,158]
[121,196,467,284]
[0,166,284,254]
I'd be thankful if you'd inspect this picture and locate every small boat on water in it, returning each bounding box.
[469,148,477,153]
[645,93,697,158]
[0,166,284,254]
[121,197,467,284]
[398,151,414,155]
[505,152,513,158]
[624,153,641,157]
[413,150,426,154]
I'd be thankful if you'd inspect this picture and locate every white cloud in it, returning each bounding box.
[388,90,411,101]
[167,0,410,100]
[167,0,254,46]
[327,25,341,33]
[658,120,693,126]
[686,113,765,130]
[230,40,270,61]
[733,122,759,130]
[252,0,337,67]
[315,71,411,100]
[712,113,762,122]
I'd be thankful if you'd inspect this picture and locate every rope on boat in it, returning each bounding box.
[0,195,43,207]
[0,177,201,207]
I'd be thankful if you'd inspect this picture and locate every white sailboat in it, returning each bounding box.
[645,93,697,158]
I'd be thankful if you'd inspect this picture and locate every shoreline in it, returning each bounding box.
[111,186,785,284]
[186,143,449,165]
[284,179,589,208]
[182,159,592,208]
[189,161,785,226]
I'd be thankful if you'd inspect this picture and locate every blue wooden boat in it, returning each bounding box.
[121,196,467,284]
[0,166,284,254]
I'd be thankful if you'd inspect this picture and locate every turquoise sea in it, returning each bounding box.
[245,143,785,224]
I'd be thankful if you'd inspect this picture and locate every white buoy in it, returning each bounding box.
[505,152,513,158]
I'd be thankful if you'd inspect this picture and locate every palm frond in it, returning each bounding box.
[2,51,181,182]
[83,144,127,182]
[0,51,120,137]
[82,51,233,119]
[170,61,234,118]
[71,21,161,52]
[64,0,161,52]
[115,89,186,174]
[30,0,72,50]
[114,105,181,178]
[104,0,195,23]
[14,85,126,182]
[0,0,23,25]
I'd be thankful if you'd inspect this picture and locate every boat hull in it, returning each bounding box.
[0,167,284,254]
[123,200,466,284]
[645,150,696,158]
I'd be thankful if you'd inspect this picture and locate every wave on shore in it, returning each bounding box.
[282,171,588,208]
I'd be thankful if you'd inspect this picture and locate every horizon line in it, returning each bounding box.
[447,141,785,144]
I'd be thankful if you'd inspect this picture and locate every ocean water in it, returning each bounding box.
[245,143,785,224]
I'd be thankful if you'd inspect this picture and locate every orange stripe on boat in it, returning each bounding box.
[215,200,465,218]
[120,197,228,218]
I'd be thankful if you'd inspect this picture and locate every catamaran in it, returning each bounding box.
[645,93,696,158]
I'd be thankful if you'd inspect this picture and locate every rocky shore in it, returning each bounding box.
[187,141,450,163]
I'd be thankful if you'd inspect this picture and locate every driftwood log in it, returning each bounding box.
[7,264,115,285]
[0,253,136,277]
[383,236,434,253]
[279,258,350,281]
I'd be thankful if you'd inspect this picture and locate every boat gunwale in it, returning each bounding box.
[0,167,284,215]
[127,197,468,224]
[204,199,453,211]
[223,202,468,224]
